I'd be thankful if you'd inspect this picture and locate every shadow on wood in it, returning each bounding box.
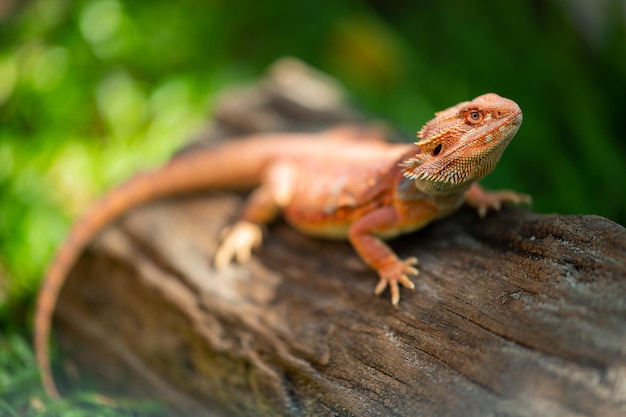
[52,59,626,417]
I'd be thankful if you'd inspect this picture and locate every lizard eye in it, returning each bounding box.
[432,143,442,156]
[466,110,482,124]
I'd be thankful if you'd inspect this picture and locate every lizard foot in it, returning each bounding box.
[374,257,419,305]
[467,189,532,218]
[214,221,263,269]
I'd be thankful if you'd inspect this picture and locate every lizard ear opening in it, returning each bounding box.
[432,144,442,156]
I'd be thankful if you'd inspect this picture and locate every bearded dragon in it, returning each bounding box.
[35,93,530,398]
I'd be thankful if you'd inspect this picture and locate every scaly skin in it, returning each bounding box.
[35,93,530,398]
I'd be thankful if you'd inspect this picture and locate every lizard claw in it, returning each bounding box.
[470,190,532,218]
[374,257,419,305]
[214,221,263,269]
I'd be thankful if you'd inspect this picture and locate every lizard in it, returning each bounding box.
[34,92,530,398]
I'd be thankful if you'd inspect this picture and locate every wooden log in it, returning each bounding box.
[55,199,626,416]
[50,59,626,416]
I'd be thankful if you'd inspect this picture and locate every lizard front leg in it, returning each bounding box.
[214,161,298,268]
[465,183,531,218]
[348,207,420,305]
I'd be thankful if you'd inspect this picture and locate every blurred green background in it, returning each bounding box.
[0,0,624,414]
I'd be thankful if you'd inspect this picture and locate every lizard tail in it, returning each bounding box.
[34,142,269,397]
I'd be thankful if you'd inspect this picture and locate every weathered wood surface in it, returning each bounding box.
[52,59,626,416]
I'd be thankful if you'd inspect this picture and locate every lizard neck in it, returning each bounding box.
[395,164,469,215]
[397,146,473,197]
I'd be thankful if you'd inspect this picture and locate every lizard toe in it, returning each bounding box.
[374,257,419,305]
[214,221,263,269]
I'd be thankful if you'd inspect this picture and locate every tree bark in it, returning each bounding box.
[52,59,626,417]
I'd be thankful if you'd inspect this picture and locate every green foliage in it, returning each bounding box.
[0,0,623,413]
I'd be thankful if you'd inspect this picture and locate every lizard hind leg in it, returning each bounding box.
[213,161,299,269]
[214,221,263,269]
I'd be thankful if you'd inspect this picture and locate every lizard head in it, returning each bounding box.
[401,93,522,195]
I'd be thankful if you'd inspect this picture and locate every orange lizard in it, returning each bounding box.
[35,93,530,397]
